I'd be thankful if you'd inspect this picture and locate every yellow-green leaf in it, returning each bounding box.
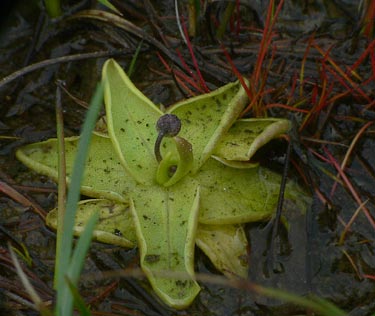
[130,178,201,309]
[211,155,259,169]
[168,80,249,171]
[197,158,302,224]
[16,134,135,203]
[196,224,249,279]
[46,199,136,247]
[47,199,251,283]
[103,59,163,185]
[214,118,291,162]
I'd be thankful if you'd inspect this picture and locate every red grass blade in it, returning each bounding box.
[0,180,46,219]
[324,147,375,231]
[330,121,374,196]
[180,15,210,92]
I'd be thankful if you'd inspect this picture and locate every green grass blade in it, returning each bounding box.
[311,296,349,315]
[55,82,104,316]
[68,211,99,284]
[64,211,99,316]
[257,285,347,316]
[97,0,122,15]
[44,0,61,18]
[127,40,143,77]
[65,276,92,316]
[54,83,67,287]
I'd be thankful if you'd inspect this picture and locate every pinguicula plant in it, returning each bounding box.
[16,59,309,309]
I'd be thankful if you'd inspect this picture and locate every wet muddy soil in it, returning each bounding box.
[1,1,374,315]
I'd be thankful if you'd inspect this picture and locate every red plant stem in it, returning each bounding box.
[299,69,333,132]
[287,72,298,104]
[348,39,375,73]
[342,249,362,279]
[175,49,201,87]
[265,103,309,113]
[310,83,318,105]
[339,199,369,245]
[0,180,46,219]
[173,69,202,94]
[157,51,172,72]
[241,88,262,117]
[371,49,375,82]
[361,73,375,86]
[362,0,375,37]
[299,33,315,97]
[324,65,354,95]
[180,15,210,92]
[363,274,375,281]
[219,43,253,99]
[326,90,350,105]
[324,147,375,230]
[314,43,371,103]
[364,100,375,110]
[157,52,201,94]
[252,0,284,84]
[88,281,119,305]
[330,121,374,196]
[309,147,332,163]
[314,67,334,113]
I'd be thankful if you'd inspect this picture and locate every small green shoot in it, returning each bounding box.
[97,0,122,15]
[127,40,144,77]
[216,2,236,39]
[10,243,33,267]
[44,0,61,18]
[9,245,51,316]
